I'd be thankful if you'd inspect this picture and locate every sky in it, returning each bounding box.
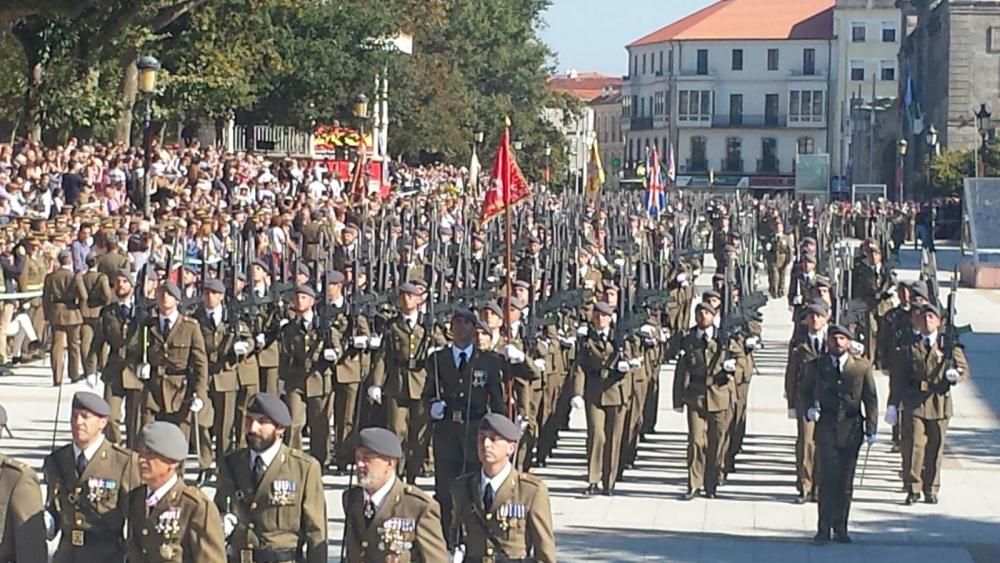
[540,0,716,76]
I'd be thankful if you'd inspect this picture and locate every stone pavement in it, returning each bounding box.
[0,246,997,562]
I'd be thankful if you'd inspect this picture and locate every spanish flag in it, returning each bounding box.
[585,139,605,200]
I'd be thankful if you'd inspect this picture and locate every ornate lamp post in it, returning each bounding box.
[136,55,160,218]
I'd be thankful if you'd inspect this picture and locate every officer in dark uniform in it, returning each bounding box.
[801,325,878,544]
[100,270,145,447]
[0,403,47,563]
[43,392,141,562]
[425,308,506,534]
[784,302,829,503]
[215,394,327,563]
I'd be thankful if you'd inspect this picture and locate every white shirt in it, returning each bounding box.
[208,305,223,327]
[696,326,715,341]
[480,462,513,501]
[924,331,938,347]
[402,312,418,328]
[249,437,282,473]
[366,474,396,511]
[146,474,179,508]
[832,352,849,372]
[299,310,315,330]
[808,329,828,352]
[72,434,105,464]
[159,310,179,331]
[452,343,473,368]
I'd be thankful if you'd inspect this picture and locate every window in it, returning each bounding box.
[880,60,896,81]
[622,96,632,118]
[732,49,743,71]
[797,137,816,154]
[767,49,779,71]
[803,48,816,75]
[729,94,743,125]
[850,59,865,81]
[654,91,666,115]
[679,90,712,121]
[642,53,647,75]
[725,137,743,172]
[632,95,638,117]
[690,136,707,171]
[633,55,638,76]
[852,22,866,43]
[628,139,634,166]
[990,27,1000,53]
[640,97,646,117]
[789,90,825,123]
[760,138,778,173]
[882,22,897,43]
[697,49,709,75]
[659,51,664,74]
[765,94,780,125]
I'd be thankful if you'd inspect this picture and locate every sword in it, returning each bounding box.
[858,441,872,488]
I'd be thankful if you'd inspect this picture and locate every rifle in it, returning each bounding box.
[942,266,972,366]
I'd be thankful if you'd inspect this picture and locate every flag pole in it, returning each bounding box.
[503,120,515,420]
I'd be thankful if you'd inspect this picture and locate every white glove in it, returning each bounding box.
[559,335,577,346]
[138,363,151,381]
[945,368,960,384]
[850,341,865,356]
[628,357,642,368]
[887,285,898,296]
[452,544,467,563]
[676,273,687,283]
[44,510,57,540]
[254,333,266,348]
[367,385,382,404]
[787,408,796,420]
[866,433,877,446]
[577,325,589,337]
[722,359,737,373]
[190,397,204,413]
[643,337,657,346]
[323,348,339,362]
[616,360,630,373]
[279,318,289,327]
[674,406,684,413]
[429,400,446,421]
[233,341,250,356]
[693,269,701,278]
[223,513,238,539]
[85,373,99,389]
[744,336,759,351]
[659,328,671,342]
[806,407,821,422]
[570,395,585,410]
[532,358,546,370]
[681,281,690,288]
[884,405,898,426]
[368,334,383,349]
[613,258,625,268]
[639,324,655,337]
[352,335,369,349]
[504,344,525,364]
[22,301,30,311]
[792,295,803,305]
[766,243,773,251]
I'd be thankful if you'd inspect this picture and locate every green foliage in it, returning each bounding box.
[924,140,1000,197]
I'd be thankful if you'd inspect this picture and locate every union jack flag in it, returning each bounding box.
[644,146,666,217]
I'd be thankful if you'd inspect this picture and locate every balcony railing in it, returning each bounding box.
[757,158,780,174]
[686,158,708,172]
[712,114,787,128]
[630,116,654,130]
[721,158,744,173]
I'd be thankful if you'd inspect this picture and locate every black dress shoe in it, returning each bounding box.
[905,492,921,505]
[833,532,852,544]
[807,492,816,503]
[925,494,939,504]
[704,489,717,499]
[583,484,599,496]
[813,531,830,544]
[681,488,701,501]
[602,486,614,497]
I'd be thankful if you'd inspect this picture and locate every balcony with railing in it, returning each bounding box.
[686,158,708,172]
[721,158,744,173]
[712,114,787,128]
[757,158,781,174]
[630,116,654,130]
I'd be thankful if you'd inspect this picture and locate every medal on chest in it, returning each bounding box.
[270,479,296,505]
[472,369,486,388]
[378,517,415,556]
[86,477,117,503]
[155,506,182,538]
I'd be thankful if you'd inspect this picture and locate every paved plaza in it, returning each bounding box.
[1,247,997,562]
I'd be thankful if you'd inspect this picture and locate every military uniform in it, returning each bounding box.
[895,333,969,499]
[80,269,112,377]
[535,321,573,467]
[327,303,372,469]
[765,231,793,297]
[95,251,129,280]
[277,312,341,464]
[785,331,826,498]
[672,328,746,496]
[43,266,88,385]
[17,250,47,357]
[0,452,47,563]
[342,478,448,563]
[43,438,141,562]
[450,468,556,563]
[424,345,506,533]
[573,326,635,493]
[100,298,145,446]
[141,313,210,437]
[851,261,892,365]
[371,314,432,482]
[801,354,878,538]
[215,443,327,563]
[126,477,226,563]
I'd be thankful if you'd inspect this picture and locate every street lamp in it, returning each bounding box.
[976,103,992,177]
[896,139,908,202]
[925,124,938,195]
[544,143,552,185]
[512,139,523,151]
[136,55,160,219]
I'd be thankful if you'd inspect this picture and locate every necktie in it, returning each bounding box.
[145,493,157,517]
[121,304,131,318]
[458,351,467,371]
[483,483,494,509]
[363,495,376,525]
[813,338,820,354]
[253,455,267,485]
[75,452,87,476]
[162,318,171,335]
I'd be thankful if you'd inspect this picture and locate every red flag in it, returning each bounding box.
[479,127,531,224]
[349,135,368,202]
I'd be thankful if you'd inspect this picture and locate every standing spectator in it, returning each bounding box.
[61,160,85,207]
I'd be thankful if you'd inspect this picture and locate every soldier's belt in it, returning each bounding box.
[239,547,298,563]
[66,527,123,547]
